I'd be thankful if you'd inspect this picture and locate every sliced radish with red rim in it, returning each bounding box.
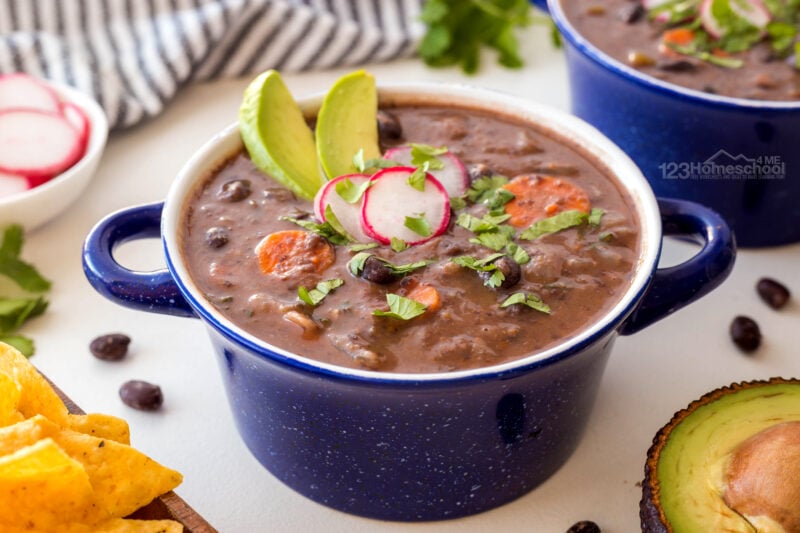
[0,109,84,179]
[0,73,61,113]
[62,102,91,153]
[361,166,451,246]
[700,0,771,38]
[0,171,30,198]
[383,145,469,198]
[314,173,372,242]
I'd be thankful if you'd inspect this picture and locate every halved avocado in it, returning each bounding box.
[641,378,800,532]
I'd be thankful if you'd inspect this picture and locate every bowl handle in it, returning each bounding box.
[530,0,549,13]
[619,198,735,335]
[82,202,197,318]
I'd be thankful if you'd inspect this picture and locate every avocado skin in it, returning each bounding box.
[638,377,800,532]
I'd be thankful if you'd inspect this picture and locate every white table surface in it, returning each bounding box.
[23,21,800,533]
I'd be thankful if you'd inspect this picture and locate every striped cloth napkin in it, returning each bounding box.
[0,0,426,129]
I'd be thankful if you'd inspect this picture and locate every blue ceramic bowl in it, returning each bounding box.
[532,0,800,247]
[82,84,735,521]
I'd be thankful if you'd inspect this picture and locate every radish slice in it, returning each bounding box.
[699,0,724,38]
[62,102,91,153]
[701,0,771,38]
[383,145,469,198]
[361,166,451,246]
[0,171,30,198]
[0,109,83,178]
[642,0,672,22]
[0,73,61,113]
[313,173,372,242]
[729,0,771,29]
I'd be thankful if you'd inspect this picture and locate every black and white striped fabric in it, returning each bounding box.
[0,0,426,129]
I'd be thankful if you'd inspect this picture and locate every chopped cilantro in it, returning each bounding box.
[466,175,509,204]
[349,242,379,252]
[410,143,448,170]
[418,0,533,74]
[373,293,427,320]
[519,208,604,240]
[298,279,344,306]
[390,237,409,252]
[451,253,507,288]
[0,225,51,357]
[348,253,431,277]
[354,148,401,173]
[335,177,371,204]
[404,214,432,237]
[501,292,551,314]
[407,163,429,191]
[280,215,351,245]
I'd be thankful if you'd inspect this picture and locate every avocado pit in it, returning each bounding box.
[724,421,800,532]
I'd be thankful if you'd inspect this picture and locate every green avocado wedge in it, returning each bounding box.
[238,70,323,200]
[316,70,381,180]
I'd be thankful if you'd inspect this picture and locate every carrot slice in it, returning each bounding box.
[255,230,335,277]
[400,280,442,313]
[661,28,695,47]
[501,175,590,228]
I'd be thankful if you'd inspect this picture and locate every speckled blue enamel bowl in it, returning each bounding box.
[533,0,800,247]
[82,84,735,521]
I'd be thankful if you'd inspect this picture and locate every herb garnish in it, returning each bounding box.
[451,253,507,288]
[407,164,429,191]
[0,225,51,357]
[298,279,344,306]
[281,214,351,245]
[519,208,604,240]
[410,144,447,170]
[353,148,400,173]
[418,0,533,73]
[335,177,371,204]
[456,212,516,251]
[646,0,800,69]
[404,214,432,237]
[500,292,551,314]
[348,253,431,277]
[467,175,510,204]
[373,293,427,320]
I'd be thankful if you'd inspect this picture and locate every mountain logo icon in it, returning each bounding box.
[703,150,755,165]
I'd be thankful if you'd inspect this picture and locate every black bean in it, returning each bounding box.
[205,226,229,248]
[90,333,131,361]
[480,255,522,289]
[618,3,644,23]
[567,520,601,533]
[119,380,163,411]
[756,277,790,309]
[702,85,718,94]
[360,256,398,284]
[377,110,402,140]
[730,316,761,353]
[467,163,494,182]
[217,179,251,202]
[656,59,697,73]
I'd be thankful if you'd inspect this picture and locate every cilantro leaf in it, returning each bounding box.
[410,143,447,170]
[280,215,352,246]
[335,177,371,204]
[451,253,507,288]
[298,279,344,307]
[348,253,431,277]
[418,0,533,74]
[407,163,429,191]
[466,175,509,204]
[373,293,427,320]
[501,292,551,314]
[404,214,432,237]
[519,208,604,240]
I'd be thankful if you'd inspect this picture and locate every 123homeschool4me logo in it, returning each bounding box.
[659,150,786,180]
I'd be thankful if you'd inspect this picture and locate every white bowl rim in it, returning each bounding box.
[161,82,662,383]
[0,79,109,207]
[547,0,800,111]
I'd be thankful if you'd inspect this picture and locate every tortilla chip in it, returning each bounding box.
[0,438,109,529]
[0,415,182,518]
[0,343,70,425]
[0,371,23,427]
[66,412,131,445]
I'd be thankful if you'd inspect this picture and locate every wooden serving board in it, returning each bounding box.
[50,377,218,533]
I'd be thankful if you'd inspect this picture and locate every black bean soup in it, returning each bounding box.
[180,103,641,373]
[563,0,800,101]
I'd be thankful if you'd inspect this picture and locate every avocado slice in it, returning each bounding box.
[315,69,381,180]
[641,378,800,532]
[238,70,323,200]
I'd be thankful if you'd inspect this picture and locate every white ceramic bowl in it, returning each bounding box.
[0,80,108,231]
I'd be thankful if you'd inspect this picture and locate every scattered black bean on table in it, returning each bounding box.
[119,380,164,411]
[566,520,601,533]
[730,316,761,353]
[756,277,790,310]
[90,333,131,361]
